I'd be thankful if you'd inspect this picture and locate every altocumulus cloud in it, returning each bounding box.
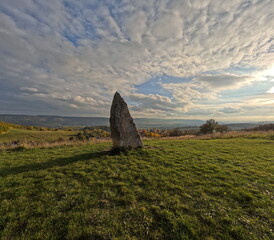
[0,0,273,120]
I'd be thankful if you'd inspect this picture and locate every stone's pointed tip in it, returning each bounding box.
[114,91,122,99]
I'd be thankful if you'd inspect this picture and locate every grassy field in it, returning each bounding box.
[0,129,78,143]
[0,138,273,239]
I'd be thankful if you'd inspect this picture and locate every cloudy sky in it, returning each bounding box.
[0,0,274,121]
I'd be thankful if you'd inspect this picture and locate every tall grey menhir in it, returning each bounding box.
[110,92,143,149]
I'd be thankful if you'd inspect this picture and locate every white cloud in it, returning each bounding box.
[219,107,241,114]
[267,87,274,93]
[129,93,175,113]
[193,74,254,91]
[0,0,273,119]
[161,81,216,103]
[20,87,39,93]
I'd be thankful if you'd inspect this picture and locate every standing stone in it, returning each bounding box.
[110,92,143,149]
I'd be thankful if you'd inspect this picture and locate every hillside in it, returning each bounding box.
[0,114,260,130]
[0,128,79,144]
[0,121,24,134]
[0,138,273,239]
[0,114,205,128]
[0,115,109,128]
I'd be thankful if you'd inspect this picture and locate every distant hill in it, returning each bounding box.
[0,114,263,130]
[0,114,205,129]
[224,123,259,131]
[135,118,204,129]
[258,121,274,124]
[0,115,107,128]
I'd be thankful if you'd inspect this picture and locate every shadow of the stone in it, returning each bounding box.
[110,146,144,155]
[0,150,112,178]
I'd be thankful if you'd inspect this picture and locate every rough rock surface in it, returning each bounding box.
[110,92,143,149]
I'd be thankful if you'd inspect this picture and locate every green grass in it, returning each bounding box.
[0,121,24,134]
[0,138,273,239]
[0,129,78,143]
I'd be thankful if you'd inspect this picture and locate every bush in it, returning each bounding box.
[200,119,228,134]
[56,137,64,142]
[82,128,110,138]
[0,123,9,133]
[251,123,274,131]
[168,128,184,137]
[76,133,87,141]
[12,146,26,151]
[215,124,229,133]
[139,128,198,138]
[200,119,218,134]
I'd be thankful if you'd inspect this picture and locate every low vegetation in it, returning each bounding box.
[0,121,59,135]
[139,128,198,138]
[0,136,273,239]
[3,119,272,146]
[0,121,24,134]
[0,129,78,144]
[199,119,228,134]
[0,125,109,150]
[250,123,274,131]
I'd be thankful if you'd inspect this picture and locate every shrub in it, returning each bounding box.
[200,119,228,134]
[0,123,9,133]
[76,132,87,141]
[251,123,274,131]
[200,119,219,134]
[12,146,26,151]
[215,124,229,133]
[139,128,198,138]
[82,128,110,138]
[56,137,64,142]
[168,128,184,137]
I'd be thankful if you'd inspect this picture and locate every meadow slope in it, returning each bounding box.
[0,138,273,240]
[0,129,78,143]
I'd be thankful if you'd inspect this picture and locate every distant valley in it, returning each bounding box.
[0,114,204,129]
[0,114,268,130]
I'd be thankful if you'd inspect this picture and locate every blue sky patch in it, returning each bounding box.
[135,74,193,98]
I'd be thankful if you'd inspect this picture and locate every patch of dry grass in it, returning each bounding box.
[155,130,274,141]
[195,130,274,140]
[0,138,111,151]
